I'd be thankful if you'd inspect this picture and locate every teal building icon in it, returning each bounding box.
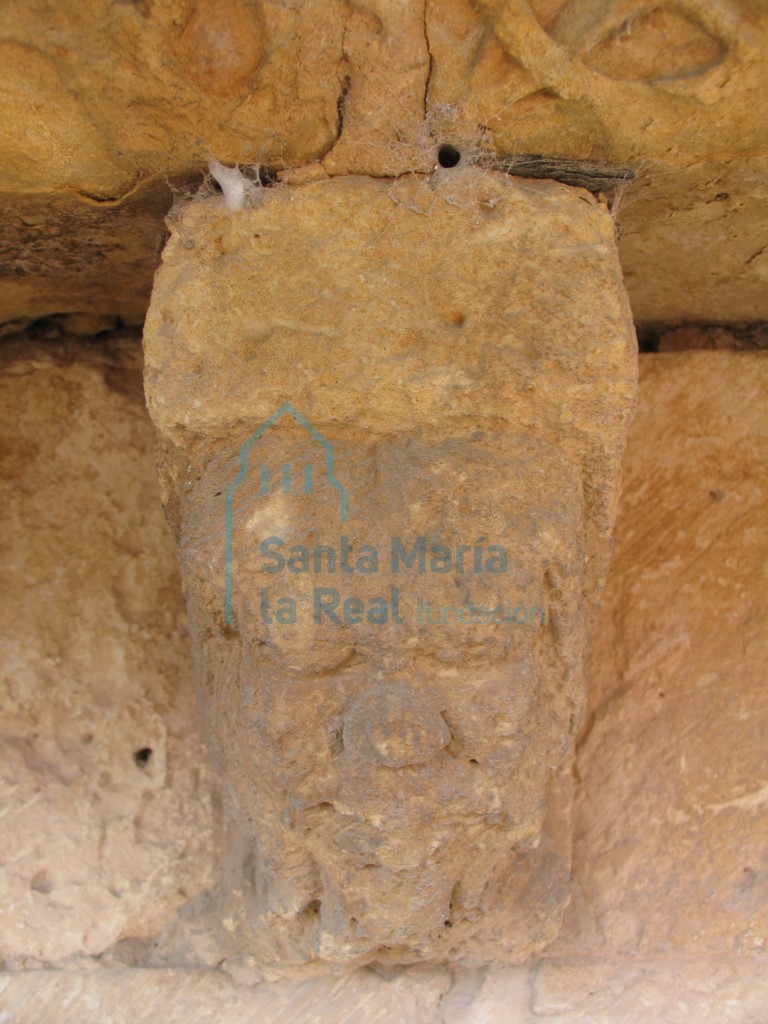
[224,402,349,625]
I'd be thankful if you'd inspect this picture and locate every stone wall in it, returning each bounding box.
[1,0,767,1018]
[1,334,765,1018]
[0,336,222,968]
[2,0,768,326]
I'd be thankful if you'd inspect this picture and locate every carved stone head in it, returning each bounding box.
[144,168,636,976]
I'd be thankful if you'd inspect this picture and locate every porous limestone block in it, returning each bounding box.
[0,337,221,966]
[426,0,768,321]
[143,169,636,977]
[1,956,767,1022]
[565,351,768,957]
[2,0,768,326]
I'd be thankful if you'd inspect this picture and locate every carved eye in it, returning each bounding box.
[552,2,727,83]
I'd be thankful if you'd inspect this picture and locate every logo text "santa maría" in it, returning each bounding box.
[259,536,509,575]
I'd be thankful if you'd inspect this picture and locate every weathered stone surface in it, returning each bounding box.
[429,0,767,167]
[0,0,429,328]
[1,0,767,325]
[1,340,766,1018]
[0,335,221,966]
[0,0,346,198]
[2,957,767,1022]
[0,966,453,1024]
[0,0,348,328]
[0,178,196,329]
[653,322,768,351]
[616,158,768,323]
[4,968,445,1022]
[142,172,637,976]
[563,351,768,957]
[426,0,768,322]
[518,957,768,1021]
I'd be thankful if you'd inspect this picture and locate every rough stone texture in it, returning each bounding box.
[0,0,345,196]
[0,0,349,327]
[142,172,637,977]
[1,958,767,1022]
[428,0,768,322]
[1,0,767,325]
[652,322,768,351]
[430,0,766,166]
[0,177,198,330]
[562,351,768,959]
[1,344,766,1017]
[0,966,453,1023]
[525,957,768,1021]
[614,159,768,323]
[0,335,222,967]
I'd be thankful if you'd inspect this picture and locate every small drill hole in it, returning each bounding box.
[134,747,152,769]
[438,144,462,169]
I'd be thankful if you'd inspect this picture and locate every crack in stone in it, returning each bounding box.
[423,0,433,121]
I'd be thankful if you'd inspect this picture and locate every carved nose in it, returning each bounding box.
[343,684,451,767]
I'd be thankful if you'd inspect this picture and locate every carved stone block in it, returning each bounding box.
[143,169,636,976]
